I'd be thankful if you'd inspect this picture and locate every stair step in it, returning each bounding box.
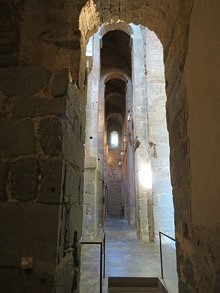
[108,277,167,293]
[109,286,162,292]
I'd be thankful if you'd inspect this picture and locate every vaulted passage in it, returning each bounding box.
[0,1,220,293]
[83,22,174,241]
[81,22,176,292]
[105,78,126,218]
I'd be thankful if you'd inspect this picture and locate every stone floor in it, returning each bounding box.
[79,218,178,293]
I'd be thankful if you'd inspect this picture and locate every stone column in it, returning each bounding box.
[144,28,174,241]
[82,32,101,239]
[126,79,136,227]
[82,157,99,240]
[85,33,101,159]
[131,24,151,242]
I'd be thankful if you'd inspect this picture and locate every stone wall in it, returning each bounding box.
[144,28,175,240]
[2,0,220,292]
[181,1,220,292]
[0,65,65,292]
[107,147,122,218]
[82,157,99,239]
[55,83,84,292]
[0,1,85,291]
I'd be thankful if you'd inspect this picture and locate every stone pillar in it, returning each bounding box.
[82,157,99,240]
[98,77,106,226]
[83,32,101,238]
[144,28,174,241]
[85,33,101,159]
[0,66,84,292]
[131,24,151,242]
[126,79,136,227]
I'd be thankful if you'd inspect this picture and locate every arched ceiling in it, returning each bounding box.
[101,30,131,74]
[105,78,126,118]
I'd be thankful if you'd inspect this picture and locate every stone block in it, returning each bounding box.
[0,66,51,97]
[169,109,187,149]
[84,182,95,195]
[0,90,7,106]
[38,117,62,155]
[0,119,36,158]
[38,159,62,203]
[0,53,19,67]
[51,69,69,97]
[181,255,194,288]
[171,141,189,188]
[55,39,80,50]
[54,254,75,293]
[65,163,82,204]
[84,168,96,182]
[0,163,8,201]
[0,269,25,293]
[11,159,38,201]
[12,95,66,118]
[84,156,97,169]
[63,121,84,170]
[0,202,58,271]
[83,193,94,205]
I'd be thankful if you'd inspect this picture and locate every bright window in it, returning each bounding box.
[110,131,119,148]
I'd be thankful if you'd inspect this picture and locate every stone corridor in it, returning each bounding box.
[1,1,220,292]
[80,218,177,292]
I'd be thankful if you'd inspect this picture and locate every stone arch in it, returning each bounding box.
[106,112,124,132]
[79,0,193,290]
[103,71,129,84]
[99,22,133,38]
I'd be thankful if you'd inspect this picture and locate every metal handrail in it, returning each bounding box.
[81,233,106,293]
[159,231,176,279]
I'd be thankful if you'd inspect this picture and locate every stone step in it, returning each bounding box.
[108,277,167,293]
[109,286,162,292]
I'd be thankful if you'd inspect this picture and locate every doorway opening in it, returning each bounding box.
[80,21,177,293]
[83,22,174,242]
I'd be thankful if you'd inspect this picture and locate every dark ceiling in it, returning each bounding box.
[105,78,126,119]
[101,30,131,75]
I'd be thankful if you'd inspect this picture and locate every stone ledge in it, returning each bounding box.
[84,156,98,169]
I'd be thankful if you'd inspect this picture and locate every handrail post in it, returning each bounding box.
[103,233,106,278]
[159,232,164,279]
[100,242,103,293]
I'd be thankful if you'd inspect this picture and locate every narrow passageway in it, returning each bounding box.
[80,218,159,293]
[81,22,177,293]
[80,218,177,292]
[105,218,160,278]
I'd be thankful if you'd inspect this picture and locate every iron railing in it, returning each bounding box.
[81,233,106,293]
[159,231,176,279]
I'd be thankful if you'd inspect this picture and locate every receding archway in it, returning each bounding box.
[79,1,193,291]
[80,18,179,293]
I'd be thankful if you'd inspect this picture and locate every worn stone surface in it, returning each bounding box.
[11,159,38,201]
[0,91,7,106]
[51,69,69,97]
[38,159,62,203]
[107,148,122,218]
[0,1,20,67]
[38,117,62,156]
[0,0,220,293]
[11,95,66,118]
[0,268,25,293]
[0,66,51,97]
[0,163,8,201]
[54,253,75,293]
[0,119,36,158]
[0,202,58,269]
[55,82,84,291]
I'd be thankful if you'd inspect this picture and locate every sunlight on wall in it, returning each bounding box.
[139,162,152,189]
